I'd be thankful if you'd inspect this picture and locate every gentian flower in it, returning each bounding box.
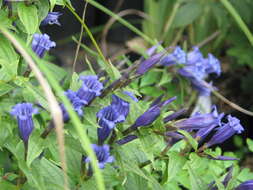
[136,53,163,75]
[97,106,124,144]
[132,96,176,128]
[41,12,62,26]
[204,53,221,76]
[116,135,138,145]
[77,75,103,105]
[111,91,138,122]
[235,180,253,190]
[123,96,176,135]
[175,106,224,131]
[206,115,244,147]
[10,103,38,143]
[207,155,238,161]
[31,33,56,58]
[163,108,187,123]
[84,144,114,169]
[160,46,186,66]
[61,90,86,122]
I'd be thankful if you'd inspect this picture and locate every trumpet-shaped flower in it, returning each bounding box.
[31,33,56,58]
[206,115,244,147]
[77,75,103,105]
[84,144,114,169]
[41,12,62,26]
[10,103,38,142]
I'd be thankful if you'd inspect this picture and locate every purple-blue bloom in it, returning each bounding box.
[235,180,253,190]
[10,103,38,142]
[41,12,62,26]
[204,53,221,76]
[131,96,176,129]
[116,135,138,145]
[31,33,56,58]
[163,108,187,123]
[136,53,163,75]
[160,46,186,66]
[187,47,204,65]
[77,75,103,105]
[111,91,138,123]
[175,106,224,130]
[84,144,114,169]
[60,90,86,122]
[207,155,239,161]
[206,115,244,147]
[97,106,124,144]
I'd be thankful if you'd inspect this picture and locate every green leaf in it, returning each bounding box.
[37,0,50,22]
[27,131,45,167]
[49,0,57,11]
[0,10,16,30]
[70,72,82,91]
[17,3,38,34]
[14,78,49,110]
[178,130,198,151]
[0,82,14,96]
[0,180,17,190]
[246,138,253,152]
[0,35,19,79]
[124,173,148,190]
[140,71,160,87]
[32,158,74,190]
[0,59,18,82]
[173,2,202,28]
[187,164,207,190]
[43,62,67,82]
[163,152,186,184]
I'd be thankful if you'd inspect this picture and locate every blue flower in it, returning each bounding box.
[116,135,138,145]
[175,106,224,131]
[41,12,62,26]
[191,79,212,96]
[235,180,253,190]
[204,53,221,76]
[133,96,176,128]
[206,115,244,147]
[10,103,38,142]
[77,75,103,105]
[160,46,186,66]
[97,106,124,144]
[187,47,204,65]
[122,97,176,135]
[136,53,163,75]
[84,144,114,169]
[163,108,186,123]
[61,90,86,122]
[31,33,56,58]
[111,91,138,123]
[207,155,238,161]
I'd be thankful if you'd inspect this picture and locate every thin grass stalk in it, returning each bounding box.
[0,28,69,190]
[1,28,105,190]
[221,0,253,46]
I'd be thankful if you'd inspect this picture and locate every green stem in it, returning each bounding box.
[161,2,180,41]
[221,0,253,46]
